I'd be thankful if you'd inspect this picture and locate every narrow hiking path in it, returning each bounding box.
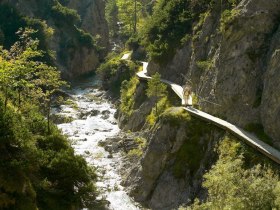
[131,56,280,165]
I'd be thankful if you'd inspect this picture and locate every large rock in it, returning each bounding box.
[261,25,280,147]
[125,108,222,209]
[68,0,109,50]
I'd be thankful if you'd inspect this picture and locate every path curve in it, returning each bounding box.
[134,59,280,165]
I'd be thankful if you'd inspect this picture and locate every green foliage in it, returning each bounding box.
[220,9,240,34]
[120,76,139,116]
[146,72,167,116]
[146,96,170,126]
[0,98,98,210]
[196,59,214,71]
[188,137,280,210]
[105,0,119,37]
[74,26,100,49]
[0,28,67,132]
[97,53,138,96]
[162,107,190,126]
[116,0,144,37]
[146,72,167,98]
[51,1,81,26]
[37,136,97,210]
[127,137,147,158]
[0,4,27,48]
[141,0,212,64]
[0,30,98,209]
[161,107,211,177]
[0,4,54,63]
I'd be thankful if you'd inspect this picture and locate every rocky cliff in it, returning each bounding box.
[115,0,280,209]
[146,0,280,148]
[0,0,109,78]
[122,108,223,209]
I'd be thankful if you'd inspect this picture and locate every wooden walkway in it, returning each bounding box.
[135,59,280,165]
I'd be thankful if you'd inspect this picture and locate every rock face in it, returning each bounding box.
[124,108,223,209]
[67,0,109,50]
[146,0,280,147]
[1,0,109,78]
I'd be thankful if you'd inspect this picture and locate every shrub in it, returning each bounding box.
[97,53,138,96]
[219,9,240,34]
[51,2,81,26]
[141,0,211,64]
[187,137,280,210]
[74,27,98,49]
[120,76,139,116]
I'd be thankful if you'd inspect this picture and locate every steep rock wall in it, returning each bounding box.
[124,108,223,209]
[147,0,280,146]
[0,0,109,78]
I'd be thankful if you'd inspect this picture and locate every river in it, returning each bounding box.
[54,76,140,210]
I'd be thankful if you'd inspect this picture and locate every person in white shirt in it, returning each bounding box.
[182,87,193,106]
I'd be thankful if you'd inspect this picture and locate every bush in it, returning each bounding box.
[141,0,211,64]
[146,96,170,126]
[97,53,138,96]
[120,76,139,116]
[51,2,81,26]
[187,137,280,210]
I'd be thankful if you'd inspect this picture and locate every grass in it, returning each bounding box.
[127,137,147,158]
[162,107,191,127]
[219,9,240,34]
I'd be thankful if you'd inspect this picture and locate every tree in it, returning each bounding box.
[0,28,43,110]
[33,64,67,134]
[116,0,143,36]
[146,72,167,116]
[11,41,42,109]
[0,48,12,111]
[0,28,67,132]
[187,137,280,210]
[105,0,119,37]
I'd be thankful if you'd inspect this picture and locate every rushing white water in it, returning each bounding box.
[54,76,140,210]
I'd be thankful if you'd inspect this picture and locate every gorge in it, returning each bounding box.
[1,0,280,210]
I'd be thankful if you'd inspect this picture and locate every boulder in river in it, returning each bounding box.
[91,109,101,116]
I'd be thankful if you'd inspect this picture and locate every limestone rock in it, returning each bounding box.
[1,0,109,78]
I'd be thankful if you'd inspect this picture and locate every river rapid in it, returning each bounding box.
[54,76,140,210]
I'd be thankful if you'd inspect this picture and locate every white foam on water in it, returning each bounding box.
[55,77,140,210]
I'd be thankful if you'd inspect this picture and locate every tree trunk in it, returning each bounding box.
[46,96,52,134]
[134,0,137,33]
[155,83,158,116]
[47,102,50,134]
[18,90,21,110]
[4,86,8,112]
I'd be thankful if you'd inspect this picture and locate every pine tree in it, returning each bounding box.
[146,72,167,116]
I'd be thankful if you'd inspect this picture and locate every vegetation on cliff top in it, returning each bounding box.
[97,52,139,96]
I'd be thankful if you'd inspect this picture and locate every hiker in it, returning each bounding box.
[182,87,193,106]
